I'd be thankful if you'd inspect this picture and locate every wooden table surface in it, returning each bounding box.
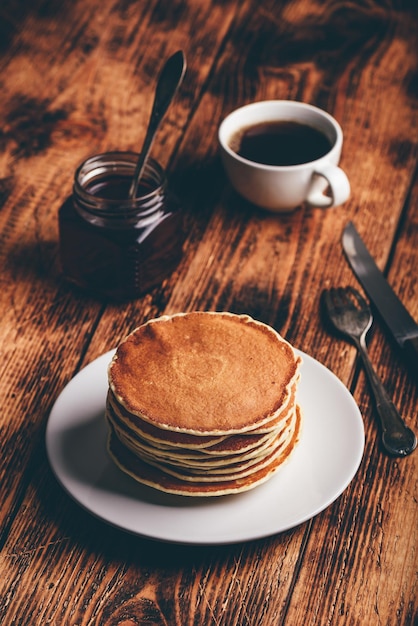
[1,0,417,624]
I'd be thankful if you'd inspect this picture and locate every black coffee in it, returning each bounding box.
[229,120,333,166]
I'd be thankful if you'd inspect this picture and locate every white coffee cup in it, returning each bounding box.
[218,100,350,212]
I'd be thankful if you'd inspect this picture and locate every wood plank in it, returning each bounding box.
[0,476,308,625]
[281,170,418,626]
[0,0,416,624]
[0,0,241,532]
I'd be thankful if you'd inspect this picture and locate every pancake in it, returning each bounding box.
[107,390,226,449]
[106,404,293,470]
[107,406,303,496]
[106,311,303,497]
[121,413,296,478]
[106,394,289,458]
[108,311,301,435]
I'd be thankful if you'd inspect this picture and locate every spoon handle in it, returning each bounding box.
[357,336,417,456]
[129,50,186,198]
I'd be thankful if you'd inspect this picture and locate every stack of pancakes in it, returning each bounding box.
[106,311,302,497]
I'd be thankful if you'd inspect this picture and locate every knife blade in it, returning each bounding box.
[342,221,418,373]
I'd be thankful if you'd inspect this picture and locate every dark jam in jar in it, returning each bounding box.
[59,152,184,300]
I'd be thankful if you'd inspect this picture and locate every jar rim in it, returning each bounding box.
[72,151,167,226]
[74,151,167,209]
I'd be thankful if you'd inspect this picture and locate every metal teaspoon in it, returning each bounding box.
[129,50,186,199]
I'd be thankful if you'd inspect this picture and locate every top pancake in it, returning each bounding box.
[108,311,301,435]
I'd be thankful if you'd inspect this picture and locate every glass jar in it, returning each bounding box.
[59,151,184,300]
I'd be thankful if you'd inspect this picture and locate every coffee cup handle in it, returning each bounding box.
[306,164,351,208]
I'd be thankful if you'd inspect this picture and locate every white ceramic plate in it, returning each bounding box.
[46,349,364,544]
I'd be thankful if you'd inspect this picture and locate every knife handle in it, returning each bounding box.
[403,337,418,380]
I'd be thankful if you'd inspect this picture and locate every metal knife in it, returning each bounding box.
[342,221,418,375]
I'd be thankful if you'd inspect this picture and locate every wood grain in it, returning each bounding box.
[0,0,417,624]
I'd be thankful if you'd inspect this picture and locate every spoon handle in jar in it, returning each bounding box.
[129,50,186,199]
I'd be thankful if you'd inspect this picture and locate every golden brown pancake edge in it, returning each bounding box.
[108,311,301,435]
